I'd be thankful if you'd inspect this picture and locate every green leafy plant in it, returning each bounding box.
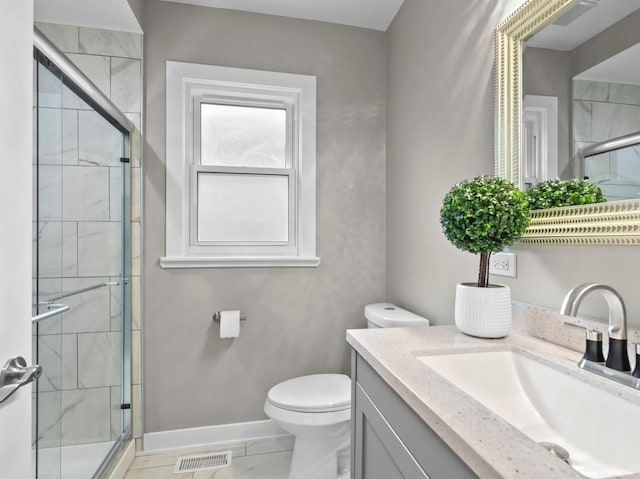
[526,179,605,210]
[440,176,530,287]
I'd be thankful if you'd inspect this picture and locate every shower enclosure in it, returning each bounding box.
[32,28,133,479]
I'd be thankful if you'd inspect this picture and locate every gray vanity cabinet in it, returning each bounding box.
[351,352,478,479]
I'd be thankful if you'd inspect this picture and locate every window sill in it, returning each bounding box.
[159,256,321,269]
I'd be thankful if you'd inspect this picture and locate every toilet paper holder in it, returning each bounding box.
[213,311,247,322]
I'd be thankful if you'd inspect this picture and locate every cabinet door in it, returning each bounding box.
[353,353,478,479]
[353,384,429,479]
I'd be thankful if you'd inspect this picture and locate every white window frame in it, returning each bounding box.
[162,61,319,268]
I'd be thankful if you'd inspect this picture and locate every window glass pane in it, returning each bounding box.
[200,104,287,168]
[197,173,289,242]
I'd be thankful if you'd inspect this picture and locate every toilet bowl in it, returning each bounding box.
[264,374,351,479]
[264,303,430,479]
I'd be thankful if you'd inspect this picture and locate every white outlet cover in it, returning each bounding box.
[489,252,517,278]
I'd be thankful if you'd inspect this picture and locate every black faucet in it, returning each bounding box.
[560,283,630,372]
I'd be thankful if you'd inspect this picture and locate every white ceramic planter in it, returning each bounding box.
[454,282,512,338]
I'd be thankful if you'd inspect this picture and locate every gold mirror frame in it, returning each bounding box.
[495,0,640,244]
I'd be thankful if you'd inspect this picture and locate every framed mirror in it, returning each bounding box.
[495,0,640,244]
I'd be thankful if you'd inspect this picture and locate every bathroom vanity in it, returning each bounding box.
[347,319,640,479]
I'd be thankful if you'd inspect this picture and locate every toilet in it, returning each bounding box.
[264,303,430,479]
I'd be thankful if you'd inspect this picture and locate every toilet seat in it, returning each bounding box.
[267,374,351,413]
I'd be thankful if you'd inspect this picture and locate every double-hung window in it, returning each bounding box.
[162,62,318,268]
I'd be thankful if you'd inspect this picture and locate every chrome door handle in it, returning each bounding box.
[0,356,42,404]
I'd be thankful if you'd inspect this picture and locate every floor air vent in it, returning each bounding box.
[174,451,232,473]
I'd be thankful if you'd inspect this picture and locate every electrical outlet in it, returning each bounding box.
[489,252,517,277]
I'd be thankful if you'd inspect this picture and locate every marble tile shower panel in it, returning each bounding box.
[77,222,122,277]
[37,165,62,220]
[37,65,63,109]
[36,221,63,278]
[62,166,110,221]
[610,146,640,183]
[36,391,63,448]
[63,54,110,111]
[110,167,124,222]
[608,83,640,106]
[592,102,640,142]
[62,222,78,278]
[574,80,640,106]
[110,386,122,440]
[60,277,112,334]
[36,23,79,54]
[77,332,122,388]
[35,278,63,335]
[78,110,124,166]
[79,28,142,59]
[572,100,592,142]
[36,335,61,392]
[111,58,141,113]
[573,80,609,102]
[584,153,611,183]
[60,387,112,446]
[38,108,63,165]
[62,109,79,165]
[110,277,123,332]
[600,183,640,201]
[37,334,78,392]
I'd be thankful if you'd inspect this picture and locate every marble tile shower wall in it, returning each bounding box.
[33,23,143,449]
[573,79,640,200]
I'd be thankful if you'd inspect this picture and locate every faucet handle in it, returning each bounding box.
[633,344,640,379]
[606,337,631,372]
[583,329,605,363]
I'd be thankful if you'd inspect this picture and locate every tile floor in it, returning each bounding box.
[123,437,294,479]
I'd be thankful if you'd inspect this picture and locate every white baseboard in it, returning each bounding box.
[142,419,288,454]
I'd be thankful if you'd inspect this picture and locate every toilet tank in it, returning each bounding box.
[365,303,430,328]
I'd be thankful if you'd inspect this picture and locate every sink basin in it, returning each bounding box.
[418,348,640,478]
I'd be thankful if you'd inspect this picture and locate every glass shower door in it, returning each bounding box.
[33,48,131,479]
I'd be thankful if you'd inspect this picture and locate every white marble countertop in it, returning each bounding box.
[346,325,640,479]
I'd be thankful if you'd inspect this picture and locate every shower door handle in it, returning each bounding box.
[0,356,42,404]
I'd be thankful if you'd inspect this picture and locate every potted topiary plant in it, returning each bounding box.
[526,178,606,210]
[440,176,530,338]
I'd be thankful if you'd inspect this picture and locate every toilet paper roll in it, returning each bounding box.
[219,310,241,338]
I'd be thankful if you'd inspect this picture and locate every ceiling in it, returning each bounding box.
[526,0,640,86]
[34,0,142,33]
[154,0,405,31]
[34,0,405,34]
[527,0,640,51]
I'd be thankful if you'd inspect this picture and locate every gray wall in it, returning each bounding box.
[140,1,386,432]
[572,9,640,77]
[387,0,640,329]
[385,0,521,322]
[522,47,572,178]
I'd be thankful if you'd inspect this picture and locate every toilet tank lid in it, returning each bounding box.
[365,303,430,328]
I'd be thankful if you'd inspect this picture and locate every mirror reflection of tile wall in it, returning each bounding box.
[34,22,143,449]
[574,79,640,201]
